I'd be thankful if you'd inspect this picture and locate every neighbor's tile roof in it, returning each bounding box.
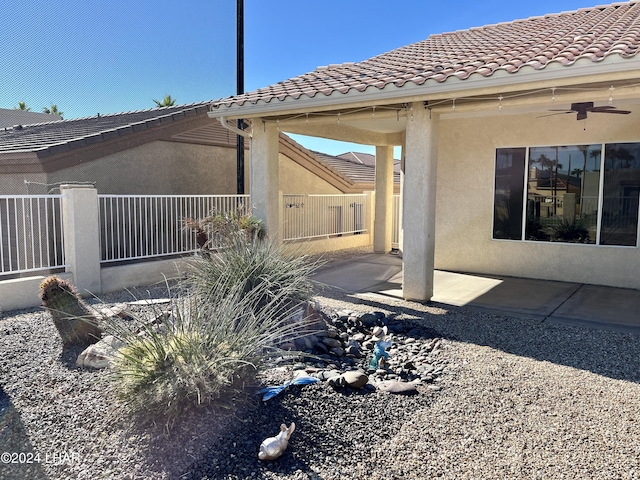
[313,150,400,185]
[213,1,640,110]
[0,102,213,154]
[338,152,401,173]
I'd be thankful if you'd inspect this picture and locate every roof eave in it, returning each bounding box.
[208,55,640,120]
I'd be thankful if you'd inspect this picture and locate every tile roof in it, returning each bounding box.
[314,150,400,185]
[338,152,401,173]
[212,1,640,111]
[0,101,213,154]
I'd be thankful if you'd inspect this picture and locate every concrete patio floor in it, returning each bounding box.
[313,253,640,334]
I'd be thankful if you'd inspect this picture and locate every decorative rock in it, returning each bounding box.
[359,313,378,327]
[375,379,421,394]
[76,335,124,369]
[279,342,297,351]
[322,337,342,349]
[326,329,339,339]
[352,333,365,343]
[330,347,345,357]
[315,370,342,381]
[341,370,368,389]
[314,342,329,354]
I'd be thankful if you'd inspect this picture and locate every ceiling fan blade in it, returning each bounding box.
[536,111,572,118]
[590,109,631,115]
[589,105,617,112]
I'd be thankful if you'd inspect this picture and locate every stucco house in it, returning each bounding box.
[0,102,383,196]
[208,1,640,300]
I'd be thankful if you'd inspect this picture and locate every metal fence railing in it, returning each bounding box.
[0,195,65,276]
[282,194,369,241]
[98,194,250,263]
[0,192,398,273]
[392,194,400,249]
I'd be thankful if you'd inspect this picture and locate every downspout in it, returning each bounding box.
[219,116,252,138]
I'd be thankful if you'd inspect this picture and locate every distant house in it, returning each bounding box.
[0,108,62,128]
[337,151,401,174]
[208,1,640,299]
[0,102,379,196]
[313,149,400,193]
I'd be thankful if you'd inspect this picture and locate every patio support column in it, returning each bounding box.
[373,145,394,253]
[250,120,280,243]
[402,104,439,301]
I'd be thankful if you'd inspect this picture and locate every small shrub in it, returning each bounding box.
[183,208,265,250]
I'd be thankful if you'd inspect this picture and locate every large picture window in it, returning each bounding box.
[493,143,640,247]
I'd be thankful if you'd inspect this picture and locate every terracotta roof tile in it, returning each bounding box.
[212,1,640,111]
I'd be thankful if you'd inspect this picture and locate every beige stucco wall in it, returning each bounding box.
[0,172,48,194]
[434,110,640,289]
[48,141,242,195]
[278,152,343,194]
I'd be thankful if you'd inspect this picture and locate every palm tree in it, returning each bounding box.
[152,94,176,107]
[43,104,63,118]
[15,101,30,111]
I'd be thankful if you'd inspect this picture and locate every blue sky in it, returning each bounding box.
[1,0,597,155]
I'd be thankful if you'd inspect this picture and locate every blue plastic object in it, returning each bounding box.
[368,339,392,370]
[258,375,319,401]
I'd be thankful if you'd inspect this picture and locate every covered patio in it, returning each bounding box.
[209,1,640,300]
[312,252,640,334]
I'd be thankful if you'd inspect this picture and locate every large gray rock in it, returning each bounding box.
[341,370,369,389]
[76,335,124,369]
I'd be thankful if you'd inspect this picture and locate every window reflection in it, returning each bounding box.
[526,145,601,243]
[601,143,640,246]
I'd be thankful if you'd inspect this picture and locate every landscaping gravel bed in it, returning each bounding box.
[1,268,640,479]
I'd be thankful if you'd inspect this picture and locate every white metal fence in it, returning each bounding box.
[392,194,400,249]
[0,195,65,276]
[99,194,250,263]
[282,194,369,241]
[0,192,398,274]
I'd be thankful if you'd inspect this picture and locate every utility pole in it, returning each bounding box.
[236,0,245,194]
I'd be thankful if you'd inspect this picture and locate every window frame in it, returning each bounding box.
[492,142,640,248]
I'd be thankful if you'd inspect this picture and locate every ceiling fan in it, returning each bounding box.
[541,102,631,121]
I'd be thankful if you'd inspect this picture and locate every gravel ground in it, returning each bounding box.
[1,248,640,479]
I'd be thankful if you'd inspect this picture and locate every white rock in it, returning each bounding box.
[76,335,124,369]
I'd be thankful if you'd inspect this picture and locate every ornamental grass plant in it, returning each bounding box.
[107,281,305,425]
[183,215,321,314]
[107,217,322,425]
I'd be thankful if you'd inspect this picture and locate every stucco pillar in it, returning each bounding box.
[250,120,280,243]
[402,104,439,301]
[373,145,394,253]
[60,184,102,295]
[398,144,405,256]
